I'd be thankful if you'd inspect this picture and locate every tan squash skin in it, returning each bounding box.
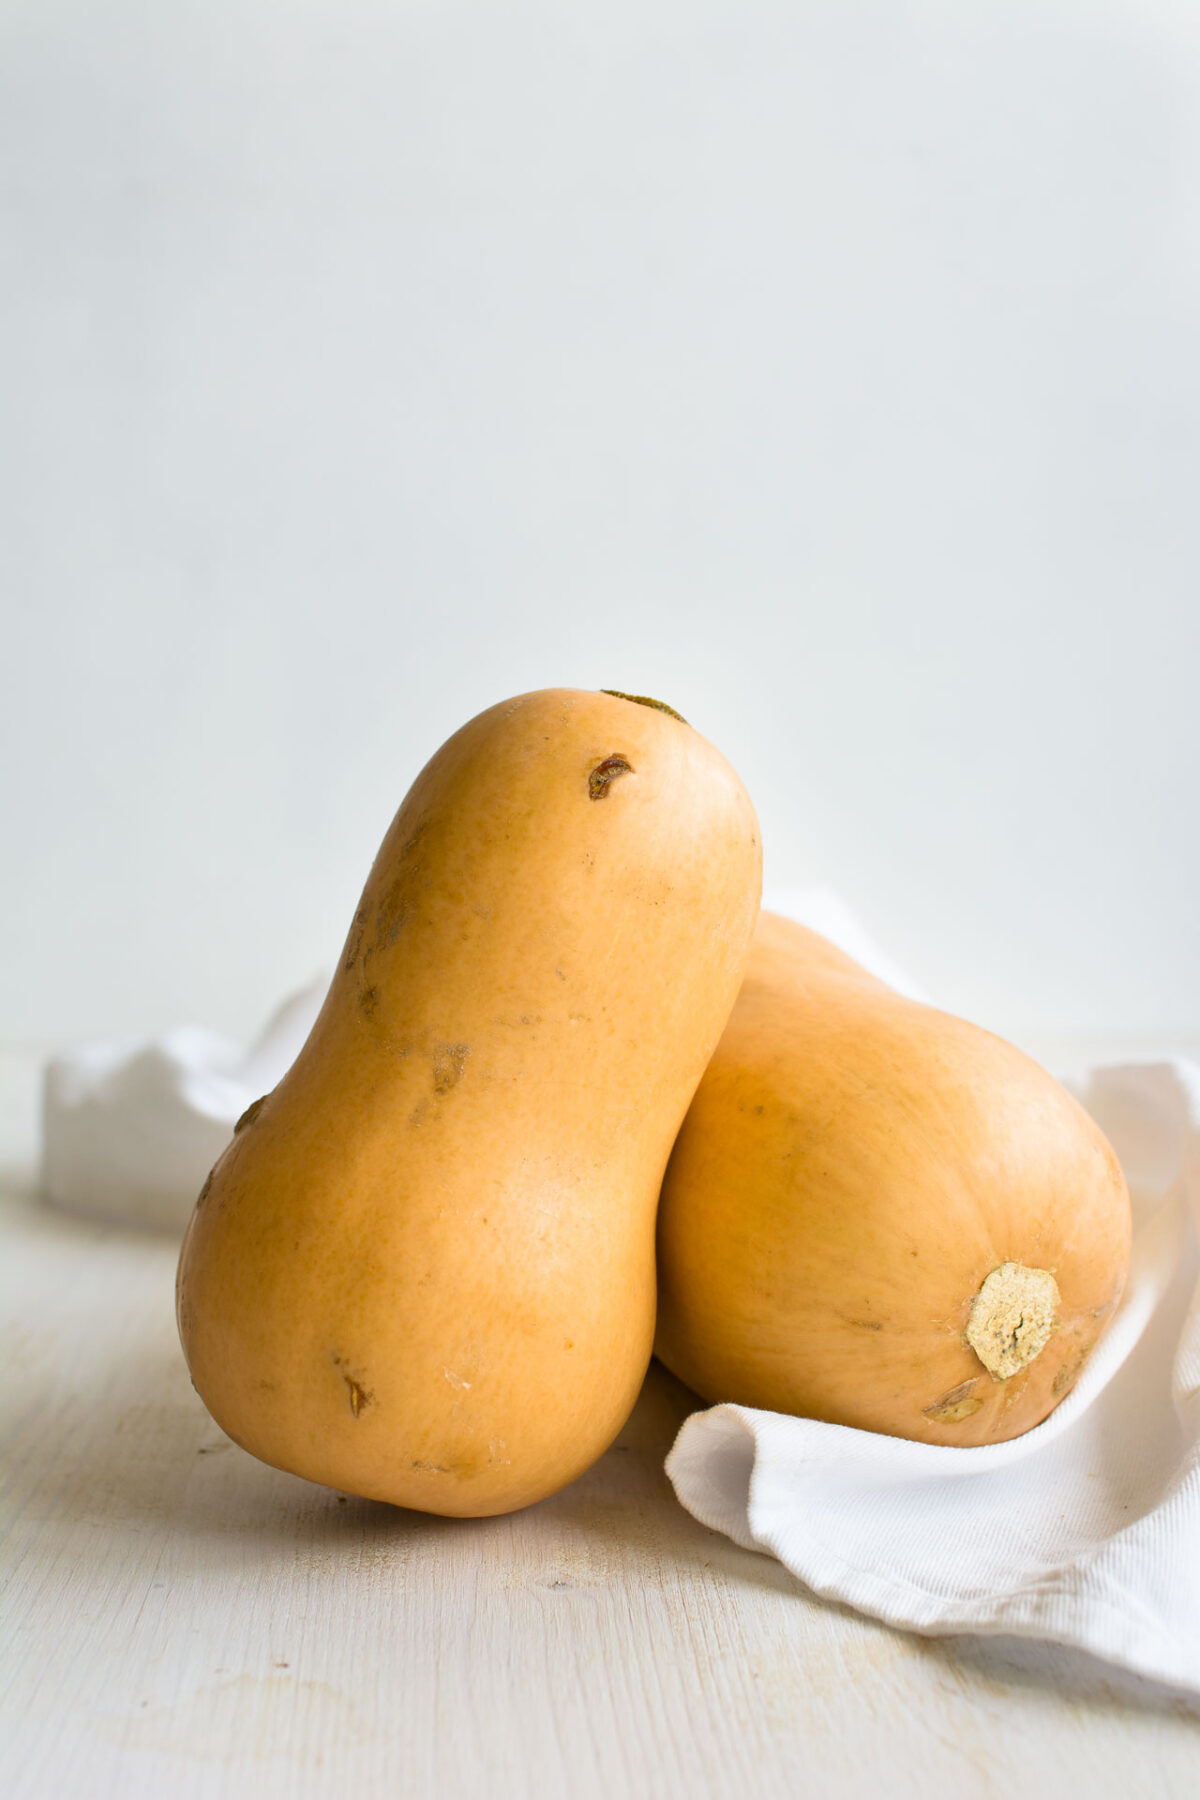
[655,913,1131,1446]
[177,689,761,1516]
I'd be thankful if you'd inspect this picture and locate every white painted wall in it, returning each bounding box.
[3,0,1198,1047]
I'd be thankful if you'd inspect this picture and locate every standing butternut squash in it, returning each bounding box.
[655,913,1131,1445]
[177,689,761,1515]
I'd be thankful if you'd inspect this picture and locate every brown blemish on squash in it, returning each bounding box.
[588,755,634,800]
[411,1460,451,1474]
[196,1168,214,1206]
[1089,1288,1122,1321]
[433,1044,470,1094]
[600,690,688,724]
[330,1353,373,1417]
[234,1095,268,1135]
[343,906,368,971]
[377,885,413,947]
[1052,1339,1096,1397]
[373,836,430,952]
[923,1377,985,1423]
[965,1262,1060,1380]
[360,985,380,1018]
[401,820,428,857]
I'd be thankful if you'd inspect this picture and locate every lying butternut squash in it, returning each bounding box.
[177,689,761,1514]
[655,912,1131,1445]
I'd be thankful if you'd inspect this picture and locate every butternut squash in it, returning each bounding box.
[176,689,761,1514]
[655,912,1131,1445]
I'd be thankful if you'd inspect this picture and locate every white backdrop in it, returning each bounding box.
[3,0,1198,1048]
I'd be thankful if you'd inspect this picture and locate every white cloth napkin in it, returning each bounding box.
[41,978,327,1232]
[665,1055,1200,1695]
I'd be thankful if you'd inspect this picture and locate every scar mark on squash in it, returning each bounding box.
[924,1378,984,1423]
[1053,1341,1095,1397]
[588,755,634,800]
[196,1168,214,1206]
[234,1095,267,1135]
[360,985,380,1018]
[411,1459,451,1474]
[377,886,412,946]
[433,1044,470,1094]
[343,906,368,970]
[330,1353,373,1418]
[848,1318,883,1332]
[600,690,688,724]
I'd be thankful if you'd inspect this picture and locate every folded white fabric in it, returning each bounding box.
[666,1057,1200,1693]
[41,978,326,1232]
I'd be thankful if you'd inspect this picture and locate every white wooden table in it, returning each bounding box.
[4,1045,1199,1799]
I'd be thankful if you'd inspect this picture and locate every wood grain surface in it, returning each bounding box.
[2,1049,1198,1799]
